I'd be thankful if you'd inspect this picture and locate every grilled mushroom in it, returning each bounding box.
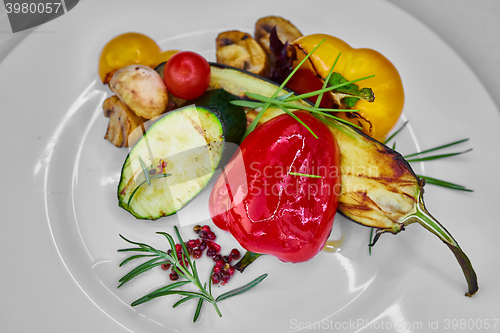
[109,64,168,120]
[254,16,303,56]
[216,30,269,76]
[103,95,148,147]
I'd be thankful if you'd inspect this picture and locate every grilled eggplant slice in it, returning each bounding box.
[207,63,478,297]
[117,88,246,220]
[216,31,270,77]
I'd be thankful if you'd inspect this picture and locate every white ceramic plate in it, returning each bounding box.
[2,1,500,332]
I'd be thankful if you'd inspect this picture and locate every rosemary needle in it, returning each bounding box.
[404,138,469,158]
[417,175,473,192]
[384,120,409,144]
[406,149,472,162]
[241,39,327,141]
[289,172,322,178]
[314,53,341,109]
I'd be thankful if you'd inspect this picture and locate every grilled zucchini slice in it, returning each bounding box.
[117,89,246,220]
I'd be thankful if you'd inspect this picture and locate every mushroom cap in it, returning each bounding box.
[110,65,168,119]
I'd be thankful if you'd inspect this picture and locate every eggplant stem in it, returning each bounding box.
[235,190,478,296]
[400,188,478,297]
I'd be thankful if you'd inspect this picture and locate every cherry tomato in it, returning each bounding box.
[285,68,334,109]
[209,111,341,263]
[163,51,211,100]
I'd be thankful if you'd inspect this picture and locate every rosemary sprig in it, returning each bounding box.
[117,227,268,322]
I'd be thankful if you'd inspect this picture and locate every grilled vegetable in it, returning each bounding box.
[254,16,302,58]
[207,63,478,297]
[292,33,405,142]
[98,32,162,84]
[109,64,169,120]
[151,49,179,68]
[210,111,341,263]
[154,62,188,109]
[102,95,148,147]
[117,89,246,219]
[216,31,270,77]
[163,51,211,100]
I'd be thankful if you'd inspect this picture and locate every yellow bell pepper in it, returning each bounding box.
[292,33,404,142]
[98,32,162,84]
[151,49,180,69]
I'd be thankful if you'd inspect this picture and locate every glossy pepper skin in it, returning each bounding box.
[209,111,341,263]
[292,34,405,142]
[98,32,162,84]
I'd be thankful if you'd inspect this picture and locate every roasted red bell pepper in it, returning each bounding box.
[209,111,341,263]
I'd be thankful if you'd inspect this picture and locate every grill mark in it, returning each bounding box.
[401,192,416,202]
[339,202,372,212]
[187,115,205,137]
[343,172,417,187]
